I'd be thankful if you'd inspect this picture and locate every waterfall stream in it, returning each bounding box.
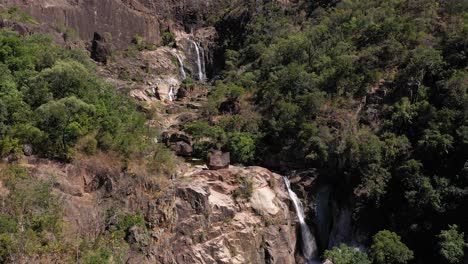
[174,52,187,80]
[168,86,176,102]
[190,40,206,81]
[284,177,319,263]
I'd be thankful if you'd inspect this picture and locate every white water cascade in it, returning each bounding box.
[190,40,206,81]
[174,52,187,80]
[284,177,319,263]
[168,86,176,102]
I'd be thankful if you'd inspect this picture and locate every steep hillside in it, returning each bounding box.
[0,0,467,264]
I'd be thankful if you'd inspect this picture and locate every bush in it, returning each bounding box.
[228,132,256,164]
[0,233,14,263]
[233,176,253,199]
[324,244,371,264]
[438,225,467,264]
[150,144,177,175]
[82,247,111,264]
[0,30,149,161]
[84,137,98,155]
[162,29,175,46]
[116,212,146,234]
[0,215,16,233]
[370,230,414,264]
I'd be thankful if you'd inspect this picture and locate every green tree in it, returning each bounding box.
[228,132,256,163]
[370,230,414,264]
[438,225,467,264]
[324,244,371,264]
[37,96,95,159]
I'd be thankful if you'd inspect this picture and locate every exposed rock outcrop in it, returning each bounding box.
[21,158,298,264]
[164,166,297,264]
[2,0,161,48]
[208,151,230,170]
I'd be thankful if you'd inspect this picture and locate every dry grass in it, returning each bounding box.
[73,151,123,179]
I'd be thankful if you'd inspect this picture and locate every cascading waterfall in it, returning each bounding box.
[284,177,318,263]
[190,40,206,81]
[174,52,187,80]
[168,86,176,102]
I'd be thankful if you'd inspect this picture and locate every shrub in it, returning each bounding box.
[370,230,414,264]
[233,176,253,199]
[84,137,98,155]
[82,247,111,264]
[437,225,467,264]
[0,233,14,263]
[228,132,256,164]
[0,215,16,233]
[150,144,177,175]
[324,244,371,264]
[162,30,175,46]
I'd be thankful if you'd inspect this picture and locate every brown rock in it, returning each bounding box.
[170,141,193,157]
[208,151,230,170]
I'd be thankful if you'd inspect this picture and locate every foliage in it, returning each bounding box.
[0,7,38,24]
[232,176,254,200]
[131,34,156,51]
[437,225,467,264]
[370,230,414,264]
[205,0,468,262]
[161,28,175,46]
[149,143,178,175]
[323,244,371,264]
[0,29,151,161]
[227,132,256,164]
[0,165,68,261]
[82,247,111,264]
[184,121,226,157]
[115,212,146,234]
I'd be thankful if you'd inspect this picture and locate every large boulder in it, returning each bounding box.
[208,151,230,170]
[170,141,193,157]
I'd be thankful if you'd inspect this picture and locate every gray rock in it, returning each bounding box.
[126,226,150,249]
[23,144,33,156]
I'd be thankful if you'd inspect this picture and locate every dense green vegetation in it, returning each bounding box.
[181,0,468,262]
[324,244,371,264]
[0,0,466,262]
[0,27,169,262]
[0,29,151,161]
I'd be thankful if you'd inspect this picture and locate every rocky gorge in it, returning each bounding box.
[2,0,457,263]
[0,2,316,263]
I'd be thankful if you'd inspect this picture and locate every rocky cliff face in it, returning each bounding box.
[20,158,298,263]
[1,0,229,48]
[165,166,297,264]
[2,0,160,48]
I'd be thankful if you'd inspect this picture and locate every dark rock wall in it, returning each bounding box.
[2,0,230,48]
[3,0,160,48]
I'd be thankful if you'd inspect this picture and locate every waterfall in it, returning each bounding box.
[190,40,206,81]
[284,177,318,263]
[168,86,176,102]
[174,53,187,80]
